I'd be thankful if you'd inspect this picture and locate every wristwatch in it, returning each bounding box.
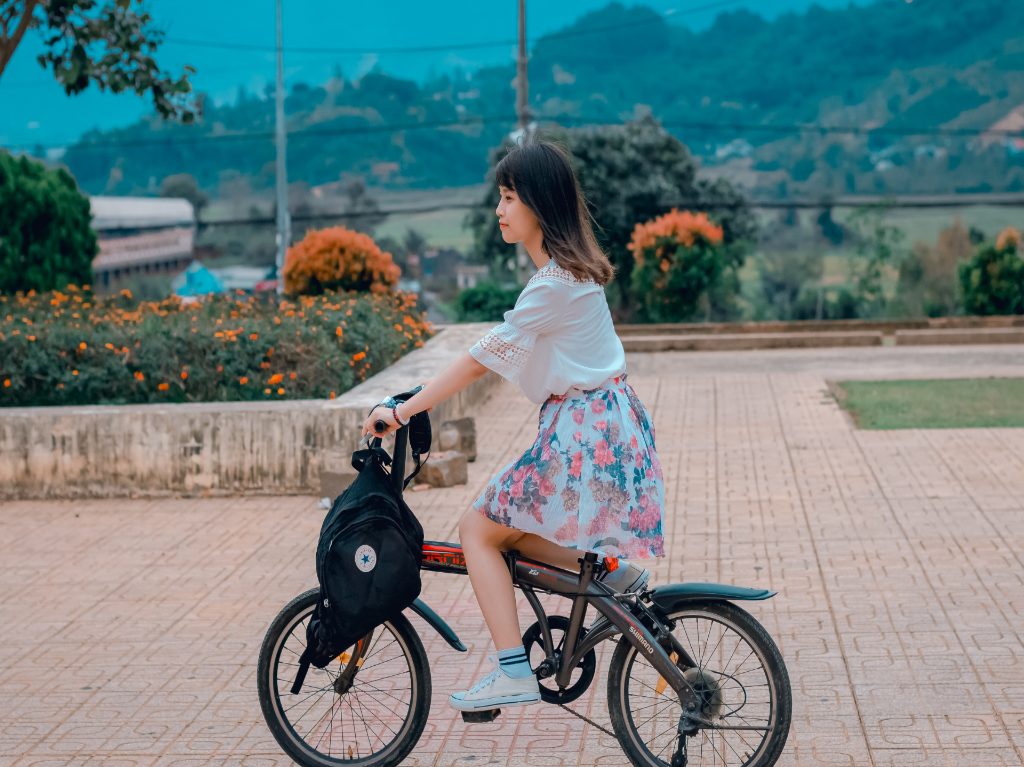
[380,396,411,426]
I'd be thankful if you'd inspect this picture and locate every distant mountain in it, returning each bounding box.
[57,0,1024,198]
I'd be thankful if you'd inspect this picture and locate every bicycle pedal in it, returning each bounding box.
[461,708,501,723]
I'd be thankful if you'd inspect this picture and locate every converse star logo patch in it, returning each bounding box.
[355,544,377,573]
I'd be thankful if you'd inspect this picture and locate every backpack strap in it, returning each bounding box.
[292,649,312,694]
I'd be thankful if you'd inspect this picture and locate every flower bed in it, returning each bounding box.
[0,286,433,407]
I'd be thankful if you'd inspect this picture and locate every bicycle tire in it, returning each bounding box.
[257,588,431,766]
[607,600,791,767]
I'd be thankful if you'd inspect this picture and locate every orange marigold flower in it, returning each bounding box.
[2,378,10,388]
[352,351,367,362]
[79,342,87,350]
[627,209,724,267]
[264,387,271,395]
[268,373,284,385]
[335,326,343,337]
[239,376,249,385]
[329,391,336,399]
[72,369,79,376]
[134,371,145,381]
[180,370,189,380]
[394,323,403,332]
[277,387,285,395]
[27,335,36,342]
[289,372,297,380]
[249,333,259,341]
[105,342,114,350]
[996,226,1021,252]
[158,383,170,392]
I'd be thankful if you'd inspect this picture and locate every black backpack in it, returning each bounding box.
[291,400,430,693]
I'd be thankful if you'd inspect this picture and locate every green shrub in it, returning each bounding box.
[958,228,1024,316]
[0,286,432,407]
[628,209,727,323]
[0,151,97,294]
[454,281,519,322]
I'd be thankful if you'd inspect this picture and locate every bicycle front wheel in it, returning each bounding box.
[607,600,791,767]
[257,588,431,767]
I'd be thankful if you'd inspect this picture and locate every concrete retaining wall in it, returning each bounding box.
[0,323,497,500]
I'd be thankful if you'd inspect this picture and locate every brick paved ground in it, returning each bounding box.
[2,345,1023,766]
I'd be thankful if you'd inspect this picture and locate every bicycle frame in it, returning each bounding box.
[421,541,703,714]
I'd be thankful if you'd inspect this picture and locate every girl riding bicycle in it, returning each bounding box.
[360,138,666,713]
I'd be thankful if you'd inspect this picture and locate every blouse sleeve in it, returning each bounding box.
[469,279,562,384]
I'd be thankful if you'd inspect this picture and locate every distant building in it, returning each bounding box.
[456,263,490,290]
[90,196,195,290]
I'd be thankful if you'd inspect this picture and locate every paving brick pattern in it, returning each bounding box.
[2,345,1023,766]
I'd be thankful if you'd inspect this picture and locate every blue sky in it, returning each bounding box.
[0,1,861,147]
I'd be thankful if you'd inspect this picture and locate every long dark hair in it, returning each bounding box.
[495,139,615,285]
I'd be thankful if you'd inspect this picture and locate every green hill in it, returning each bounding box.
[59,0,1024,197]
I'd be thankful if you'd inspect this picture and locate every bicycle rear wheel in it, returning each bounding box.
[607,600,791,767]
[257,588,431,766]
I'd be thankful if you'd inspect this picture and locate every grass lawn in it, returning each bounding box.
[832,378,1024,429]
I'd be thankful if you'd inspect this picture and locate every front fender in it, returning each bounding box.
[409,598,467,652]
[650,582,775,613]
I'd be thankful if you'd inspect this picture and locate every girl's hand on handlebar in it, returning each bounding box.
[361,405,398,439]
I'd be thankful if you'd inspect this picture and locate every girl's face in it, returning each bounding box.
[496,185,541,244]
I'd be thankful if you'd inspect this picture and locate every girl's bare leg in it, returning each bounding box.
[508,532,583,572]
[459,510,588,650]
[458,509,525,650]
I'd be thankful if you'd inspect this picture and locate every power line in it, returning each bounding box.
[161,1,744,56]
[196,193,1024,228]
[11,114,1022,152]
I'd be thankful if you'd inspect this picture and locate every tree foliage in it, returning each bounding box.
[465,117,756,320]
[0,0,197,121]
[0,150,97,294]
[958,228,1024,316]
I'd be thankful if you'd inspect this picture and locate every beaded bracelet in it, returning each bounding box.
[391,402,410,426]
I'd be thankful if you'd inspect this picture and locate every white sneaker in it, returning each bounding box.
[599,562,650,594]
[449,658,541,712]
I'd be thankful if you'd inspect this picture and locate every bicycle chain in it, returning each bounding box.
[556,703,617,739]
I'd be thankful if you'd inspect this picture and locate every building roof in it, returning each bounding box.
[90,196,194,231]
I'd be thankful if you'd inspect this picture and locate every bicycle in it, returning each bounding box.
[258,420,792,767]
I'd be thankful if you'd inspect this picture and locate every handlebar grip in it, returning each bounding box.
[373,419,388,434]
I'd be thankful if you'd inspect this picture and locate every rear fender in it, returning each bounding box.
[650,582,775,615]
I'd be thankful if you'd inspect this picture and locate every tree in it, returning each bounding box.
[159,173,207,213]
[845,204,906,318]
[0,150,97,293]
[959,228,1024,316]
[0,0,197,122]
[465,117,755,320]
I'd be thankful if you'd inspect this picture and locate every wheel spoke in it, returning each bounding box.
[261,601,426,765]
[613,605,789,767]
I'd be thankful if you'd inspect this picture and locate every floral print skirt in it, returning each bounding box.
[473,373,665,559]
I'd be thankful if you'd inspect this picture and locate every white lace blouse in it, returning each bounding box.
[468,260,627,404]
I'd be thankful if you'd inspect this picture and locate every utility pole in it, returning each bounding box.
[514,0,531,284]
[274,0,291,295]
[516,0,530,132]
